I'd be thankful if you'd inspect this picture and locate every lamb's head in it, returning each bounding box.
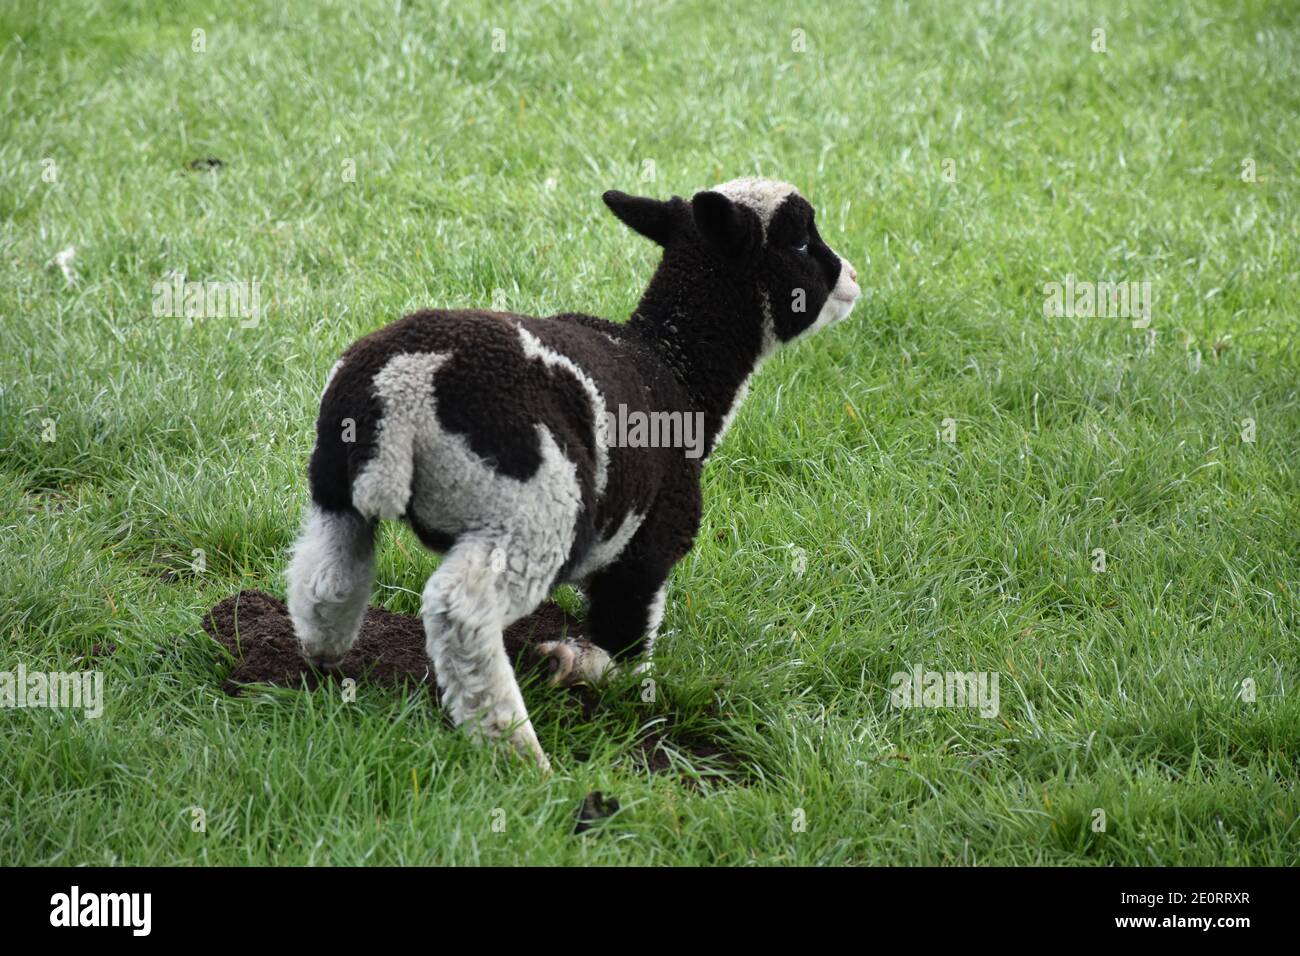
[603,177,861,349]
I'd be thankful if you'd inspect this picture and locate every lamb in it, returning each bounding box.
[286,177,861,771]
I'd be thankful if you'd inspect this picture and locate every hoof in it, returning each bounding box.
[301,649,345,671]
[536,638,614,687]
[537,640,577,686]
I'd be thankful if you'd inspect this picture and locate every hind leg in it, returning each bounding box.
[421,537,553,771]
[287,506,375,668]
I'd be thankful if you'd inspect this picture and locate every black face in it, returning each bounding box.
[602,182,857,346]
[758,193,844,341]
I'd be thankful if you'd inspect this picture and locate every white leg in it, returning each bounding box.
[286,506,374,668]
[421,539,551,772]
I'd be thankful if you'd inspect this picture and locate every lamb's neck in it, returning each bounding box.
[626,280,768,457]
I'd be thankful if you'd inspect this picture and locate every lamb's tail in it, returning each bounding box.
[307,380,414,523]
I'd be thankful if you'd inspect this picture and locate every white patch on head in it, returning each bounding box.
[516,325,611,500]
[708,180,861,341]
[567,510,645,582]
[709,177,798,239]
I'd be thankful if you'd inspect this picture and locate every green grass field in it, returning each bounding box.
[1,0,1297,865]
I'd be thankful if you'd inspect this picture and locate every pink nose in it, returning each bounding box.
[849,265,858,283]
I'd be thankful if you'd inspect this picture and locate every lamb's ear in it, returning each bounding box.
[691,190,760,257]
[602,190,680,246]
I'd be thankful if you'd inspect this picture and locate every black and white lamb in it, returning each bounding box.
[286,177,861,770]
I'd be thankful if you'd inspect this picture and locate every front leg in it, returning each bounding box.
[539,552,675,687]
[586,560,671,664]
[543,486,699,686]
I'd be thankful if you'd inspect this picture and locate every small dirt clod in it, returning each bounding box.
[574,791,621,833]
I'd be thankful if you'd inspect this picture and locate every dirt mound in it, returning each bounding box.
[201,589,581,698]
[201,589,745,787]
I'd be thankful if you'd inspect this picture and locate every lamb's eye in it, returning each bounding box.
[794,242,809,254]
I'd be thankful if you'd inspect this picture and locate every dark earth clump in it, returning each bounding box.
[633,726,739,779]
[201,589,745,785]
[76,642,117,664]
[574,791,620,833]
[201,589,575,698]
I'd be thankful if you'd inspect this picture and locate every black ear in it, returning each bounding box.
[602,190,681,246]
[691,190,760,257]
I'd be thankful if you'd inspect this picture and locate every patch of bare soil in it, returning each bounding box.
[200,589,745,788]
[201,589,572,699]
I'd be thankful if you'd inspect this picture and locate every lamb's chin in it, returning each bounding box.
[803,293,858,336]
[831,295,858,323]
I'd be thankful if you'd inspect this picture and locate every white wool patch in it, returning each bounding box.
[516,325,611,500]
[352,349,585,630]
[715,377,752,450]
[644,584,668,656]
[567,510,645,583]
[346,347,600,771]
[710,177,799,237]
[321,358,345,398]
[351,351,452,521]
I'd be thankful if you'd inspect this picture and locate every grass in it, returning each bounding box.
[1,0,1297,865]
